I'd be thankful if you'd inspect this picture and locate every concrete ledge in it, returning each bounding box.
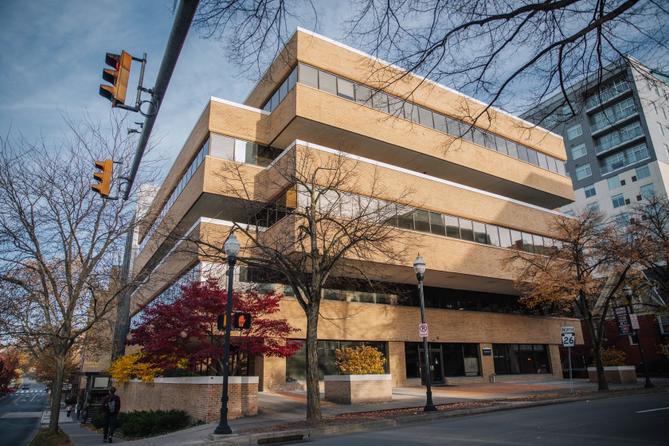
[324,374,391,382]
[127,376,260,385]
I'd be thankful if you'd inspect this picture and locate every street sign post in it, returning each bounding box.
[418,323,428,338]
[561,326,576,393]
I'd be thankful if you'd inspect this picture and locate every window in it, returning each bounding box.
[355,84,372,105]
[493,344,551,375]
[570,143,587,159]
[636,165,650,180]
[413,209,430,232]
[584,185,597,198]
[336,78,355,100]
[612,193,625,208]
[433,113,448,133]
[459,218,474,241]
[587,202,600,213]
[567,124,583,140]
[318,70,337,94]
[486,224,500,247]
[429,212,445,235]
[498,227,513,248]
[575,163,592,180]
[607,176,620,190]
[371,91,390,113]
[299,63,318,88]
[640,183,655,198]
[418,106,434,128]
[658,315,669,335]
[473,222,488,244]
[601,143,649,174]
[445,215,460,238]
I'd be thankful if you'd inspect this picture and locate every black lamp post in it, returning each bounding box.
[214,232,240,435]
[624,286,654,389]
[414,255,437,412]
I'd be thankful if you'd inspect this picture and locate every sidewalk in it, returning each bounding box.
[60,377,669,446]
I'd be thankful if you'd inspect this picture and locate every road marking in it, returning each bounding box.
[0,412,43,418]
[636,406,669,414]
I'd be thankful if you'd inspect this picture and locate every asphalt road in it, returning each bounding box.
[310,392,669,445]
[0,380,48,446]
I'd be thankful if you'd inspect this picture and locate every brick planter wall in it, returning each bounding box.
[114,376,258,422]
[324,374,392,404]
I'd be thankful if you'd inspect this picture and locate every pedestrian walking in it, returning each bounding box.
[101,387,121,443]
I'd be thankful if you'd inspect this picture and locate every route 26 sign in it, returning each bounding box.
[561,326,576,348]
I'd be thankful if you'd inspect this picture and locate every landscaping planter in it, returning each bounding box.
[114,376,258,422]
[324,374,392,404]
[587,366,637,384]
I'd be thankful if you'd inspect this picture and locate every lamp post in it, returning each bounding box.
[214,232,240,435]
[623,286,654,389]
[413,255,437,412]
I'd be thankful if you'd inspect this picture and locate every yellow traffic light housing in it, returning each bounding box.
[99,51,132,107]
[92,160,113,197]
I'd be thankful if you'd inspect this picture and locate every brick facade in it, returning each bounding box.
[114,376,258,422]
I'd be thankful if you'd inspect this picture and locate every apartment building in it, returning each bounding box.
[128,28,581,390]
[523,57,669,372]
[523,57,669,222]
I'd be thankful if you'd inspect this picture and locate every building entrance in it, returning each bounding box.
[406,342,481,383]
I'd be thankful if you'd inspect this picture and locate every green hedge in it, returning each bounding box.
[90,410,191,438]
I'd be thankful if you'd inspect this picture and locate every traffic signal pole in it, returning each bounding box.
[122,0,200,200]
[110,0,200,360]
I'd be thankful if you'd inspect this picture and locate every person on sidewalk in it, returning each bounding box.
[102,387,121,443]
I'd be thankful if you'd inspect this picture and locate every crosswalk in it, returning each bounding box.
[15,389,46,394]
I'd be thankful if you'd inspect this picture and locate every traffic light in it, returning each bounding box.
[92,160,113,197]
[232,312,252,330]
[99,51,132,107]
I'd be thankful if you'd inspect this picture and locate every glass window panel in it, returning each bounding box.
[498,228,512,248]
[299,63,319,88]
[279,79,288,102]
[486,225,500,247]
[507,141,519,159]
[336,77,355,100]
[397,207,414,229]
[245,142,258,165]
[509,230,523,249]
[517,145,529,162]
[473,222,488,244]
[459,218,474,241]
[429,212,445,235]
[433,113,448,132]
[404,102,420,123]
[287,67,297,91]
[414,209,430,232]
[418,107,434,128]
[209,134,235,160]
[495,136,508,155]
[355,84,373,105]
[270,90,279,111]
[445,117,462,137]
[445,215,460,238]
[234,139,248,162]
[318,70,337,94]
[527,149,539,166]
[387,95,405,118]
[371,91,390,113]
[461,128,475,143]
[538,153,549,170]
[472,129,486,147]
[521,232,534,252]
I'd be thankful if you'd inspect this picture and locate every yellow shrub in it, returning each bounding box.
[335,345,386,375]
[109,352,162,383]
[600,348,627,366]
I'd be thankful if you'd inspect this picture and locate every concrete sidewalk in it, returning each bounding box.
[61,377,669,446]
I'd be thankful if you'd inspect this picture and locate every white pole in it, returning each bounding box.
[568,346,573,393]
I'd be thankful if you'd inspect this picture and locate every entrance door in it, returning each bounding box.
[429,350,445,384]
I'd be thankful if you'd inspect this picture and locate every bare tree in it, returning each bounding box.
[193,1,668,128]
[173,145,412,421]
[507,209,635,390]
[0,115,155,433]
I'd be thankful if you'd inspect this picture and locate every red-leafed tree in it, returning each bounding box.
[129,279,299,375]
[0,349,20,394]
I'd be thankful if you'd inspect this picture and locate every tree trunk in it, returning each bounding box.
[305,304,321,423]
[48,353,66,434]
[591,339,608,391]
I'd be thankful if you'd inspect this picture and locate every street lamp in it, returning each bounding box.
[413,255,437,412]
[214,232,241,435]
[623,285,654,389]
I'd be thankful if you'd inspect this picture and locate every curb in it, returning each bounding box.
[207,386,668,445]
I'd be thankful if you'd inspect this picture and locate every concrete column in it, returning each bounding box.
[388,341,406,387]
[261,355,286,390]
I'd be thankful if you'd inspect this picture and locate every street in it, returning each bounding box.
[310,392,669,445]
[0,380,48,446]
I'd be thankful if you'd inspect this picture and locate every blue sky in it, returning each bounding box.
[0,0,349,174]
